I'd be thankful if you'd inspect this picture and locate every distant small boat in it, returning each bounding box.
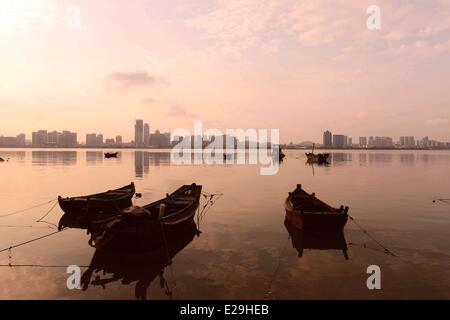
[285,184,349,232]
[0,157,4,162]
[58,183,135,218]
[88,183,202,249]
[305,144,329,164]
[279,147,286,161]
[104,152,119,158]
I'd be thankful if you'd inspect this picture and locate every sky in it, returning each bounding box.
[1,0,450,143]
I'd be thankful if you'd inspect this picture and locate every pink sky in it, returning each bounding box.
[1,0,450,143]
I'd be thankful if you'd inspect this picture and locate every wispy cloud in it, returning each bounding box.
[425,118,449,126]
[108,71,164,89]
[166,104,198,118]
[141,97,155,105]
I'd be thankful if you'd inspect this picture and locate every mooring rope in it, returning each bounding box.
[263,235,291,300]
[347,215,396,257]
[0,264,89,268]
[0,225,54,229]
[0,198,58,219]
[159,222,176,300]
[197,192,223,228]
[432,198,450,205]
[35,201,59,229]
[347,242,393,256]
[0,228,69,254]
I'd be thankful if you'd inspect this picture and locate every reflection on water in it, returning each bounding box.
[86,151,103,165]
[332,152,352,164]
[32,150,77,166]
[285,219,348,260]
[134,151,170,177]
[81,221,200,300]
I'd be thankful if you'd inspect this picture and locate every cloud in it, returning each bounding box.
[166,104,198,118]
[185,0,450,59]
[141,97,155,105]
[108,71,163,89]
[425,118,449,126]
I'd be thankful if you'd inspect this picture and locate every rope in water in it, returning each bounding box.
[197,192,223,228]
[432,198,450,205]
[347,215,396,257]
[0,264,89,268]
[0,225,54,229]
[0,228,69,254]
[0,198,58,219]
[263,235,291,300]
[159,221,176,300]
[35,201,59,228]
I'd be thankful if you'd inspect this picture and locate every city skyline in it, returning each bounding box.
[2,124,450,149]
[1,1,449,142]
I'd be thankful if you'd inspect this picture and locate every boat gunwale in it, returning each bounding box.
[141,185,202,222]
[58,182,135,202]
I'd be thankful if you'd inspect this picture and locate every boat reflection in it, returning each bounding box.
[284,219,349,260]
[80,220,200,300]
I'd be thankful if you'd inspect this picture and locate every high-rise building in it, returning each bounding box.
[347,137,353,147]
[57,131,77,147]
[86,133,97,147]
[323,131,332,148]
[420,136,429,148]
[359,136,367,148]
[32,130,48,147]
[149,130,171,147]
[105,138,115,147]
[115,135,122,147]
[97,134,103,146]
[372,136,393,148]
[135,119,144,147]
[16,134,26,147]
[86,133,103,147]
[47,131,59,146]
[144,123,150,147]
[399,136,415,148]
[332,134,346,148]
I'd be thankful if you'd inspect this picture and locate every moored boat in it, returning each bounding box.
[88,183,202,249]
[58,182,135,218]
[305,144,329,164]
[285,184,349,232]
[279,147,286,161]
[104,152,119,158]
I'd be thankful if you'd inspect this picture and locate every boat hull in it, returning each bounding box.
[104,152,119,158]
[58,183,135,217]
[88,184,202,249]
[285,184,348,232]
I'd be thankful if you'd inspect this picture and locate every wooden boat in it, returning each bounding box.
[279,147,286,161]
[104,152,119,158]
[0,157,4,162]
[305,144,329,164]
[285,184,349,232]
[284,218,348,259]
[88,183,202,249]
[81,220,199,299]
[58,182,135,217]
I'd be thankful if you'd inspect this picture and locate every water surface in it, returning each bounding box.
[0,149,449,299]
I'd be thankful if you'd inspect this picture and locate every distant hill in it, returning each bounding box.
[298,141,318,147]
[283,141,321,149]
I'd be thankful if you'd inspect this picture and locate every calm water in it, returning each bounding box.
[0,149,449,299]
